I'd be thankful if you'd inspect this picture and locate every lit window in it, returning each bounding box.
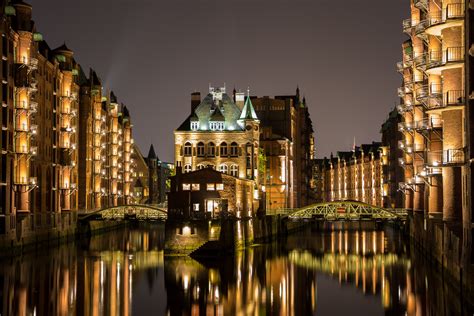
[216,183,224,191]
[197,164,205,170]
[192,183,200,191]
[193,203,200,211]
[182,183,191,191]
[191,121,199,131]
[219,164,228,174]
[207,184,215,191]
[184,164,192,173]
[230,165,239,177]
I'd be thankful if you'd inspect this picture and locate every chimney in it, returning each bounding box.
[191,92,201,112]
[235,92,245,111]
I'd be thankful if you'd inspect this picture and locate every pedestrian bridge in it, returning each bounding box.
[283,201,407,221]
[78,205,168,221]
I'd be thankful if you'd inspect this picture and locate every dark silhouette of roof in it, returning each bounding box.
[148,144,157,160]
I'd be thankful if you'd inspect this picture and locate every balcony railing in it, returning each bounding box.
[426,149,465,166]
[403,19,413,34]
[414,20,428,35]
[415,117,442,130]
[413,53,427,70]
[445,90,465,106]
[414,0,428,11]
[398,121,415,132]
[397,103,413,114]
[427,47,464,70]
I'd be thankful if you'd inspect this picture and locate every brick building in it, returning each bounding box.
[173,86,261,214]
[168,167,255,219]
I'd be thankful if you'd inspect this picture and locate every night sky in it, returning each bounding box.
[32,0,407,162]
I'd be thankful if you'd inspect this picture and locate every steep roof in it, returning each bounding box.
[147,144,158,160]
[239,96,258,121]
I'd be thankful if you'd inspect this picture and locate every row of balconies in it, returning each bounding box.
[404,3,464,31]
[398,117,442,132]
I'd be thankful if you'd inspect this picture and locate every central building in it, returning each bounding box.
[172,86,260,218]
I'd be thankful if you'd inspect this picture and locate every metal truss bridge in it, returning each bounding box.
[79,205,168,221]
[284,201,407,221]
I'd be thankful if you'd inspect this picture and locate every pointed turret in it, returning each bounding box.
[147,144,157,161]
[239,95,258,121]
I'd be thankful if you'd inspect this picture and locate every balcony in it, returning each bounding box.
[402,19,413,34]
[425,3,465,36]
[397,103,413,114]
[426,89,465,110]
[426,47,464,74]
[425,165,442,176]
[416,84,442,108]
[414,117,442,131]
[398,121,415,132]
[414,20,428,36]
[414,0,428,11]
[399,157,413,168]
[29,58,38,71]
[426,149,465,166]
[413,53,427,71]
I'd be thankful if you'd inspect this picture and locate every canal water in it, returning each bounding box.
[0,222,472,315]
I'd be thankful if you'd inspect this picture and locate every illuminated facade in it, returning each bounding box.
[77,77,134,211]
[397,0,472,222]
[174,86,260,215]
[251,88,315,210]
[0,1,79,217]
[314,143,388,207]
[0,0,137,244]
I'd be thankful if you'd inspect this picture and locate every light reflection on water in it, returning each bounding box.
[0,222,472,315]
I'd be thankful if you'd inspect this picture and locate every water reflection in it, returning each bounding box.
[0,223,471,315]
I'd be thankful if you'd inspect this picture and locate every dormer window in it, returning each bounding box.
[191,121,199,131]
[210,121,224,131]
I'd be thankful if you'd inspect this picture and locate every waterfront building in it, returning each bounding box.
[251,88,315,210]
[313,142,388,207]
[381,108,405,208]
[397,0,472,222]
[168,167,255,219]
[0,1,138,243]
[77,76,134,210]
[0,1,81,218]
[173,86,261,216]
[130,143,174,205]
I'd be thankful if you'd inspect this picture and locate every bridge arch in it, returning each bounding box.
[287,201,406,221]
[79,204,168,221]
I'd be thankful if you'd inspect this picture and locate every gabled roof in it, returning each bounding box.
[53,42,73,54]
[239,96,258,121]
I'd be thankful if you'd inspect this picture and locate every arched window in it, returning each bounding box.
[230,142,239,157]
[184,142,192,157]
[184,164,192,173]
[230,165,239,177]
[207,164,215,170]
[219,142,228,157]
[208,142,215,157]
[219,164,228,174]
[197,164,205,170]
[197,142,205,157]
